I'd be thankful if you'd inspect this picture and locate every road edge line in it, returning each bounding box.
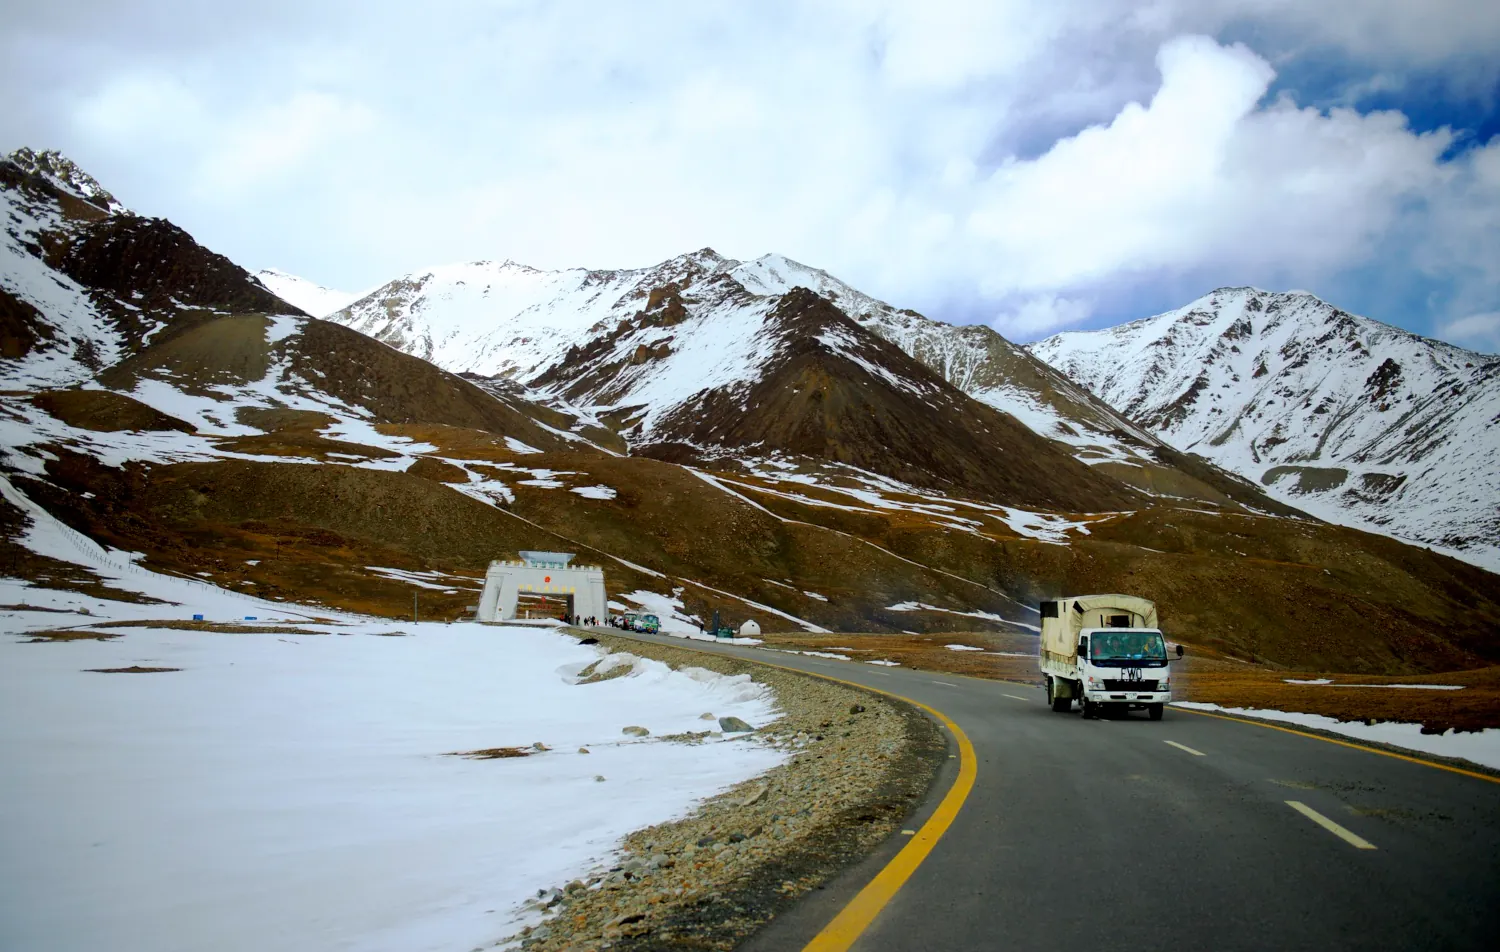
[799,680,977,952]
[1174,707,1500,785]
[714,654,980,952]
[592,633,980,952]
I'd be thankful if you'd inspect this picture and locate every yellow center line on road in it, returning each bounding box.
[1164,740,1206,756]
[1285,800,1378,850]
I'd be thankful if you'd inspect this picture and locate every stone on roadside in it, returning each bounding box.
[623,725,651,737]
[699,712,715,720]
[737,783,769,807]
[578,747,590,754]
[718,716,754,733]
[594,774,606,782]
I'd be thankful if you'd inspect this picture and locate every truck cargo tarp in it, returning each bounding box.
[1041,594,1158,664]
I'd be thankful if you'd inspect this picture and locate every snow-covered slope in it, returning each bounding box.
[1030,288,1500,572]
[327,255,1143,458]
[328,250,735,380]
[254,269,362,318]
[724,255,1166,468]
[320,251,1280,510]
[323,251,1143,508]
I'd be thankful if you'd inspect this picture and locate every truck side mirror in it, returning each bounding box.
[1077,637,1088,655]
[1176,645,1185,658]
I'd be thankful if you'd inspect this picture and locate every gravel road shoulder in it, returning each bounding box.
[507,630,947,951]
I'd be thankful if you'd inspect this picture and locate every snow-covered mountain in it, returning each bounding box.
[1029,288,1500,572]
[323,250,1283,510]
[255,269,363,317]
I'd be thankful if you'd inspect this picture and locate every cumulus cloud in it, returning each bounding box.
[965,36,1455,294]
[991,294,1094,339]
[1437,313,1500,356]
[2,1,1495,345]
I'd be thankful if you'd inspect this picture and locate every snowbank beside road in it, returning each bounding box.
[1173,702,1500,772]
[0,611,783,952]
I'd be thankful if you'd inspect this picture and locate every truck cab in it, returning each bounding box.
[636,614,661,634]
[1075,627,1177,719]
[1038,594,1183,720]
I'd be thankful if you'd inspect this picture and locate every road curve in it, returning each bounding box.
[600,628,1500,952]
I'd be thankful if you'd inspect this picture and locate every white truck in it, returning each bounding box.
[1039,594,1183,720]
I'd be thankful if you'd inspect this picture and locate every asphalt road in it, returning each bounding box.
[601,628,1500,952]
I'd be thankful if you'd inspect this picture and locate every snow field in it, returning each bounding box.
[0,620,784,952]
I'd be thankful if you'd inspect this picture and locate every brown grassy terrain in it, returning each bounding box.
[24,629,124,642]
[1173,663,1500,733]
[33,389,193,433]
[84,666,181,673]
[17,418,1500,680]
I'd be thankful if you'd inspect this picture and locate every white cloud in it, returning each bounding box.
[8,2,1496,344]
[1436,312,1500,356]
[990,294,1093,338]
[963,36,1453,295]
[196,92,376,195]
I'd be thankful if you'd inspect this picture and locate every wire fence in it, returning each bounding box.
[3,475,267,608]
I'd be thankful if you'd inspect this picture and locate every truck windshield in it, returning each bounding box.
[1090,631,1167,661]
[643,615,659,624]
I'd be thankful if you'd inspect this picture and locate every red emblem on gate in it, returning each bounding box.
[544,576,552,583]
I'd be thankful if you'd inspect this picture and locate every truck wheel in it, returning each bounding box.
[1082,700,1097,719]
[1148,703,1164,721]
[1050,690,1072,713]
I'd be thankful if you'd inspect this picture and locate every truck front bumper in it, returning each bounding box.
[1085,690,1170,705]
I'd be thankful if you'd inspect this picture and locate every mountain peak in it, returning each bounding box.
[6,147,128,215]
[1029,291,1500,571]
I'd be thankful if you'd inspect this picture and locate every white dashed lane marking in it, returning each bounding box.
[1164,740,1206,756]
[1286,800,1378,850]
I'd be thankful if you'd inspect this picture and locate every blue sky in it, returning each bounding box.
[4,1,1499,352]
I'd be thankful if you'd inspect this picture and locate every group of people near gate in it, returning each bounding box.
[559,614,600,626]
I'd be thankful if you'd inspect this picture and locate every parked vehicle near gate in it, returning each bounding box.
[635,614,660,634]
[1038,594,1183,720]
[618,612,638,631]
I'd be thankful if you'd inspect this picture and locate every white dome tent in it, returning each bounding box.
[739,619,761,637]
